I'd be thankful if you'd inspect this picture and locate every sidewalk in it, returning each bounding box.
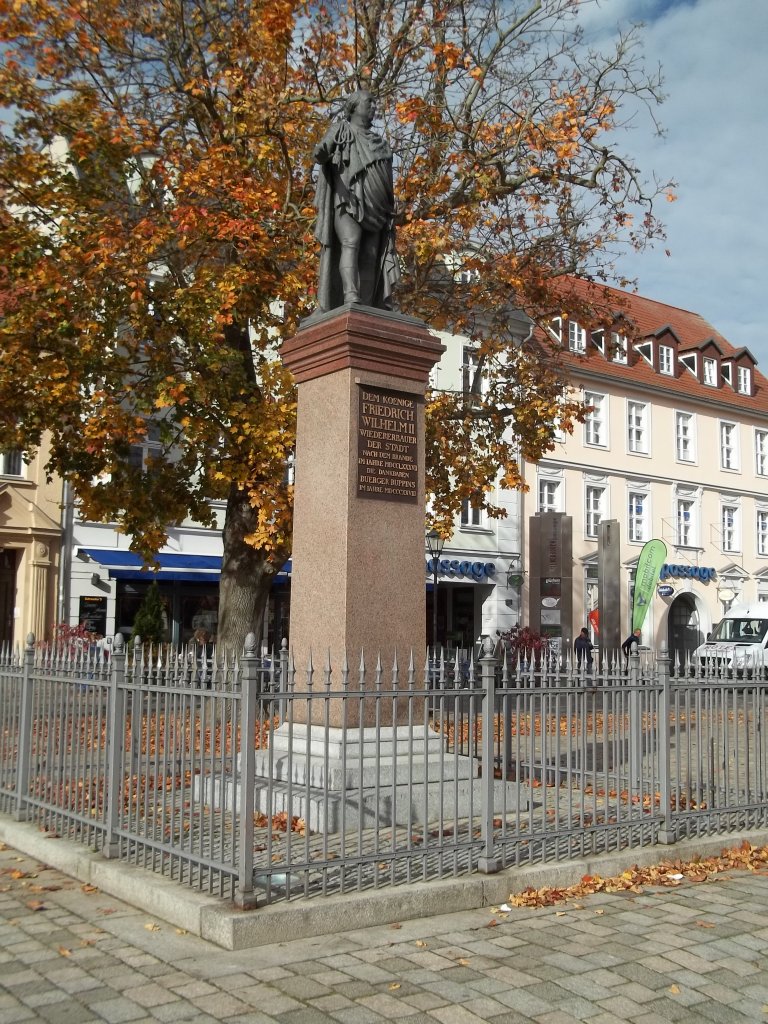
[2,838,768,1023]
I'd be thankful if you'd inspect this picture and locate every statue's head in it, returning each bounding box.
[344,89,376,126]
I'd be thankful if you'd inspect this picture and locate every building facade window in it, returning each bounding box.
[585,485,606,538]
[737,366,752,395]
[757,430,768,477]
[720,504,739,553]
[462,346,485,397]
[628,491,648,543]
[676,497,696,547]
[611,332,628,364]
[659,345,674,375]
[758,511,768,557]
[584,392,607,447]
[538,478,562,513]
[675,411,695,463]
[460,499,483,528]
[720,421,739,471]
[568,321,586,353]
[703,357,717,386]
[0,450,23,476]
[627,400,648,454]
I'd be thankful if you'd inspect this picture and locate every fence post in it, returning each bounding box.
[655,641,676,844]
[13,634,36,822]
[629,647,642,796]
[478,635,502,874]
[235,632,260,909]
[103,634,126,858]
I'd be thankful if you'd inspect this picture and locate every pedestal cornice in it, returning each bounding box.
[282,305,445,384]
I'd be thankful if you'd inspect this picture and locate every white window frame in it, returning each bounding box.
[756,429,768,477]
[611,332,628,364]
[720,503,740,554]
[703,357,717,386]
[538,478,562,513]
[127,441,164,472]
[568,321,586,353]
[626,400,649,455]
[585,484,606,539]
[720,420,740,471]
[758,510,768,557]
[738,365,752,395]
[675,411,696,463]
[659,345,674,375]
[584,391,608,448]
[462,346,486,397]
[628,490,649,544]
[0,450,23,476]
[549,316,563,343]
[460,499,484,529]
[676,494,698,548]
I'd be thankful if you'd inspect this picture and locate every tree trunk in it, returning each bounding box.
[216,483,284,655]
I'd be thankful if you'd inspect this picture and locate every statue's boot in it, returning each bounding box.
[339,245,361,304]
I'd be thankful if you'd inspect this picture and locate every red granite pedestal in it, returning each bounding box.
[281,304,445,725]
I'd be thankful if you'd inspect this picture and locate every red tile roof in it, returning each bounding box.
[539,278,768,419]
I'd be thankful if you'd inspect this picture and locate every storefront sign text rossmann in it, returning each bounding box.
[659,563,716,582]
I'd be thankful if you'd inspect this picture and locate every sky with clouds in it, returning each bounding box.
[582,0,768,365]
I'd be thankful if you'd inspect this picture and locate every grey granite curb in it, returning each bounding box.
[2,815,767,951]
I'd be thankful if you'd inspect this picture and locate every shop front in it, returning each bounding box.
[425,555,499,651]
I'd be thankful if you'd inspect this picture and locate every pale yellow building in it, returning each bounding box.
[0,440,63,648]
[522,280,768,663]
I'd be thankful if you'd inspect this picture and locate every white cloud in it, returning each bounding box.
[583,0,768,363]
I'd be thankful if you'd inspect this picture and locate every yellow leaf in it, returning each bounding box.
[389,983,400,990]
[144,922,160,932]
[670,984,681,995]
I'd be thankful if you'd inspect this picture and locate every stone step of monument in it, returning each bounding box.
[199,772,527,834]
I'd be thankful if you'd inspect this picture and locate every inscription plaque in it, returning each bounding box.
[357,384,419,503]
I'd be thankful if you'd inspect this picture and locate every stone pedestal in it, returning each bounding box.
[281,304,445,726]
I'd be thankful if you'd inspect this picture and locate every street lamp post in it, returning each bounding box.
[426,529,445,656]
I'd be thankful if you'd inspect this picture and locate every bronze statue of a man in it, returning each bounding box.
[313,90,400,311]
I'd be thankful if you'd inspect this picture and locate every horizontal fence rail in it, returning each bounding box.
[1,633,768,907]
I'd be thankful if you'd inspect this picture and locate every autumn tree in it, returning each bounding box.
[0,0,671,648]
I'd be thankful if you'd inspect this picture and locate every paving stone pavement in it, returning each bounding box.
[1,842,768,1023]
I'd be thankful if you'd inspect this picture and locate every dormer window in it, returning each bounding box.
[722,362,733,385]
[680,352,698,378]
[635,342,653,367]
[703,357,718,387]
[568,321,586,353]
[659,345,674,375]
[737,366,752,395]
[591,329,605,353]
[549,316,563,343]
[611,332,628,364]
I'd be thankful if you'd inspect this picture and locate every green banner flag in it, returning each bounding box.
[632,539,667,633]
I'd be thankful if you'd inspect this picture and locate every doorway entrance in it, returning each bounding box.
[0,549,18,648]
[667,593,702,668]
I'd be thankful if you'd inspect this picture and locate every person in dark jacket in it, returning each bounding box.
[622,628,642,666]
[574,627,594,672]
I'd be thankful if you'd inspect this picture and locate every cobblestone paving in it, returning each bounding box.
[1,842,768,1023]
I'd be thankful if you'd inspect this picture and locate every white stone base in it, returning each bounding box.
[201,724,526,834]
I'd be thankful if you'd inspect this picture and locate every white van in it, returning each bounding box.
[693,603,768,676]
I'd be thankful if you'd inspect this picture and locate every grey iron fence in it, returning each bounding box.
[1,633,767,909]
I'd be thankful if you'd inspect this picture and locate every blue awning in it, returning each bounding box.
[79,548,291,584]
